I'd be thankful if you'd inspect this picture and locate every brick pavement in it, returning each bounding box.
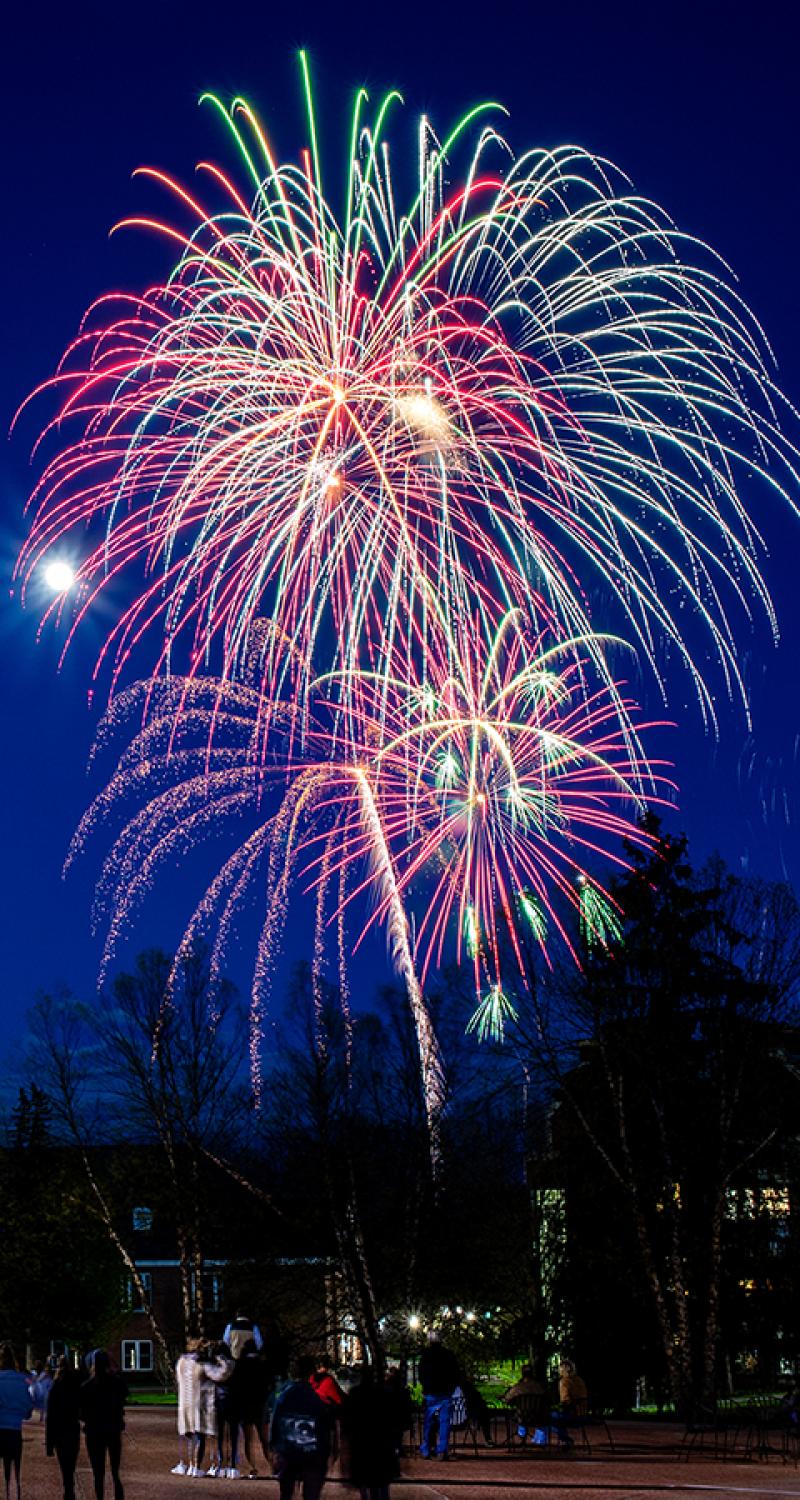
[15,1408,799,1500]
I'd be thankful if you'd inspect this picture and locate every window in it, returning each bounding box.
[121,1340,153,1373]
[190,1267,223,1313]
[337,1314,362,1366]
[202,1271,223,1313]
[132,1206,153,1233]
[762,1186,791,1251]
[125,1272,152,1312]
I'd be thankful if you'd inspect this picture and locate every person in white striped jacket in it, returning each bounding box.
[172,1338,203,1477]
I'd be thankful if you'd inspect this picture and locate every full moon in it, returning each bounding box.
[44,560,76,593]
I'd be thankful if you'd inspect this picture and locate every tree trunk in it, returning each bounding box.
[701,1188,725,1403]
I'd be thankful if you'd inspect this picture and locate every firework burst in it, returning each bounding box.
[311,612,674,990]
[72,613,672,1105]
[17,57,799,1135]
[16,59,798,734]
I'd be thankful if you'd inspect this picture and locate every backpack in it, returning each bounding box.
[276,1410,320,1456]
[228,1326,254,1360]
[450,1386,468,1428]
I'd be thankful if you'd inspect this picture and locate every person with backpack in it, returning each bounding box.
[269,1355,332,1500]
[227,1339,271,1479]
[223,1312,263,1360]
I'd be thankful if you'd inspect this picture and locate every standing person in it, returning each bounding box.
[79,1350,127,1500]
[223,1312,263,1359]
[418,1332,459,1461]
[343,1367,398,1500]
[28,1362,53,1424]
[310,1358,344,1410]
[269,1355,332,1500]
[260,1318,290,1394]
[227,1339,270,1479]
[310,1357,344,1460]
[45,1357,81,1500]
[198,1342,234,1477]
[173,1337,202,1476]
[0,1345,33,1500]
[383,1368,414,1474]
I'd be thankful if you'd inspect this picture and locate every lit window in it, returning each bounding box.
[337,1314,362,1366]
[121,1339,153,1373]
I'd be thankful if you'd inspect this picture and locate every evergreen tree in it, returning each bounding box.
[522,824,800,1408]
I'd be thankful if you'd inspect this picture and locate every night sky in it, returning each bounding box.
[2,0,799,1048]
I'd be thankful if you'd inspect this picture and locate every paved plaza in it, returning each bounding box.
[15,1408,799,1500]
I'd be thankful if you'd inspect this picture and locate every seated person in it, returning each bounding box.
[552,1359,588,1446]
[503,1364,546,1444]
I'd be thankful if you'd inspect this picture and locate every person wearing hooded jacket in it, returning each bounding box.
[269,1356,332,1500]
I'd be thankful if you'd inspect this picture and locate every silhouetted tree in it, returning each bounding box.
[28,946,247,1355]
[0,1086,119,1356]
[518,824,800,1408]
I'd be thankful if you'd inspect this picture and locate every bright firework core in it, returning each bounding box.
[394,389,452,448]
[43,560,75,594]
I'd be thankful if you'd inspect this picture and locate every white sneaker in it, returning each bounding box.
[227,1469,242,1479]
[172,1461,188,1474]
[206,1464,221,1477]
[188,1465,201,1476]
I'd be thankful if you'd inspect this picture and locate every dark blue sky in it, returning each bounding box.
[2,0,799,1043]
